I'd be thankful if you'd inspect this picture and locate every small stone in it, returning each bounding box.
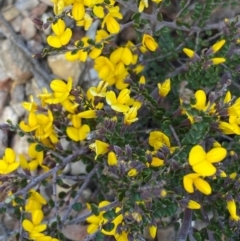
[0,129,8,156]
[62,224,89,241]
[11,134,29,157]
[39,0,53,6]
[1,5,20,21]
[10,15,23,32]
[0,106,19,126]
[27,39,44,53]
[31,3,48,17]
[47,54,83,84]
[21,17,37,40]
[15,0,39,11]
[0,39,32,82]
[0,91,8,114]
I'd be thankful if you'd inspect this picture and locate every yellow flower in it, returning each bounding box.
[128,168,138,177]
[183,173,212,195]
[65,37,89,62]
[72,1,85,21]
[76,13,93,30]
[187,200,201,209]
[148,131,170,150]
[89,140,109,159]
[139,76,146,85]
[188,145,227,176]
[78,110,97,119]
[158,78,171,97]
[124,107,138,125]
[36,236,59,241]
[94,56,115,81]
[138,0,148,12]
[45,77,73,104]
[183,48,195,58]
[102,6,123,34]
[22,210,47,233]
[47,19,72,48]
[93,5,104,18]
[142,34,158,51]
[110,47,133,66]
[86,201,123,235]
[25,190,47,213]
[0,148,20,174]
[152,0,162,2]
[149,225,157,239]
[106,89,131,113]
[150,156,164,167]
[20,143,47,171]
[219,117,240,135]
[108,151,118,166]
[66,114,90,142]
[22,95,37,112]
[211,39,226,53]
[227,199,239,221]
[211,57,226,65]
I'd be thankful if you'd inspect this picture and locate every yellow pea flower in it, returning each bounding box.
[183,173,212,195]
[124,106,138,125]
[142,34,158,52]
[108,151,118,166]
[66,114,90,142]
[36,236,59,241]
[102,6,123,34]
[110,47,133,66]
[188,145,227,176]
[25,190,47,213]
[72,1,85,21]
[211,39,226,53]
[47,19,72,48]
[227,199,239,221]
[94,56,115,80]
[211,57,226,65]
[183,48,195,58]
[22,210,47,233]
[65,37,89,62]
[93,5,104,18]
[128,168,138,177]
[149,225,157,238]
[76,13,93,30]
[148,131,171,150]
[89,140,109,159]
[0,148,20,174]
[158,78,171,97]
[106,89,131,113]
[187,200,201,209]
[138,0,148,12]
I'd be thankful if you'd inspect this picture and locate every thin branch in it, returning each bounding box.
[176,208,192,241]
[170,125,182,148]
[0,12,54,89]
[65,199,119,225]
[0,147,89,209]
[60,165,98,226]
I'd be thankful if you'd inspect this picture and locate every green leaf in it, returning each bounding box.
[72,202,83,212]
[35,144,43,152]
[90,203,100,216]
[102,223,115,232]
[95,231,104,241]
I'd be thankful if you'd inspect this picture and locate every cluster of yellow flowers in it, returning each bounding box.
[22,190,59,241]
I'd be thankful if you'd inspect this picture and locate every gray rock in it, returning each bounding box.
[20,17,37,40]
[0,39,32,82]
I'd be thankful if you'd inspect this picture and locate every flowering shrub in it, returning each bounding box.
[1,0,240,241]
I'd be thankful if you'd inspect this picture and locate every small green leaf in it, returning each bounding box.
[72,202,83,212]
[90,203,100,216]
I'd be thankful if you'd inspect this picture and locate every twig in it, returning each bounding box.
[60,165,98,226]
[169,125,182,148]
[52,173,60,231]
[0,12,54,89]
[65,199,119,225]
[176,208,192,241]
[0,147,89,209]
